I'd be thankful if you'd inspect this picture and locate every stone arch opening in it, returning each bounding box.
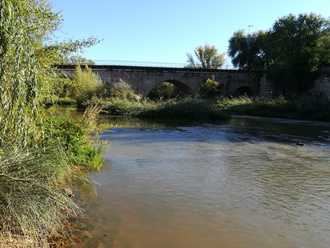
[234,86,253,97]
[147,79,192,100]
[164,79,193,95]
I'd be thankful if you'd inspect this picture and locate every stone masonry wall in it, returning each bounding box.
[58,65,266,97]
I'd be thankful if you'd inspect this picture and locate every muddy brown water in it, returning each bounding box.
[76,116,330,248]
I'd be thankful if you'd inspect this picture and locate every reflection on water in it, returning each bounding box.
[77,116,330,248]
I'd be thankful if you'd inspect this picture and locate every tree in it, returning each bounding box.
[187,44,225,69]
[0,0,58,146]
[228,13,330,95]
[38,37,98,102]
[0,0,98,146]
[268,14,330,94]
[0,1,94,242]
[228,31,270,70]
[316,34,330,65]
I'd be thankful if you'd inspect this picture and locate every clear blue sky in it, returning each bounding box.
[51,0,330,67]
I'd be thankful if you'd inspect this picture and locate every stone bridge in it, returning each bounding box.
[58,65,269,97]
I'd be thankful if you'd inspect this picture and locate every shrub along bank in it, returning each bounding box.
[138,98,231,122]
[216,96,330,122]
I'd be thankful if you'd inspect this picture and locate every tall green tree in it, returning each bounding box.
[0,0,97,147]
[269,14,330,93]
[187,44,225,69]
[228,31,270,70]
[228,13,330,95]
[0,0,53,146]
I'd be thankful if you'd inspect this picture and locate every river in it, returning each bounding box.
[75,116,330,248]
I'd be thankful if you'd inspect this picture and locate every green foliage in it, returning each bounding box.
[138,98,230,122]
[50,97,77,107]
[316,34,330,65]
[229,31,270,70]
[268,14,330,94]
[101,98,155,116]
[217,97,292,116]
[148,82,178,100]
[228,13,330,95]
[0,0,102,245]
[199,79,224,98]
[38,37,98,103]
[187,44,225,69]
[0,0,46,147]
[216,96,330,121]
[43,115,103,171]
[70,65,104,106]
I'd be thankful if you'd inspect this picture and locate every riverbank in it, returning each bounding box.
[216,96,330,122]
[137,98,231,122]
[54,95,330,123]
[0,106,104,247]
[55,97,231,122]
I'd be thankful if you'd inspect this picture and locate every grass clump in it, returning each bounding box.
[138,98,230,122]
[217,97,291,116]
[0,147,79,246]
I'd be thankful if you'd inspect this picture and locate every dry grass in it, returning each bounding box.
[82,103,103,129]
[0,147,80,247]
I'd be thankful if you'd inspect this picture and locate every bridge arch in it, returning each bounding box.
[147,79,193,99]
[163,79,192,95]
[233,86,253,97]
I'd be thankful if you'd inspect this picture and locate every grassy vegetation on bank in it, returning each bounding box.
[216,96,330,122]
[55,94,330,123]
[100,98,156,116]
[0,1,104,246]
[0,106,104,247]
[137,98,231,122]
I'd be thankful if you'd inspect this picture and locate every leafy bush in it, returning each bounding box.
[138,98,230,122]
[107,80,141,101]
[217,97,295,117]
[216,96,330,121]
[43,116,103,171]
[148,82,177,100]
[101,98,155,116]
[69,65,104,106]
[199,79,224,98]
